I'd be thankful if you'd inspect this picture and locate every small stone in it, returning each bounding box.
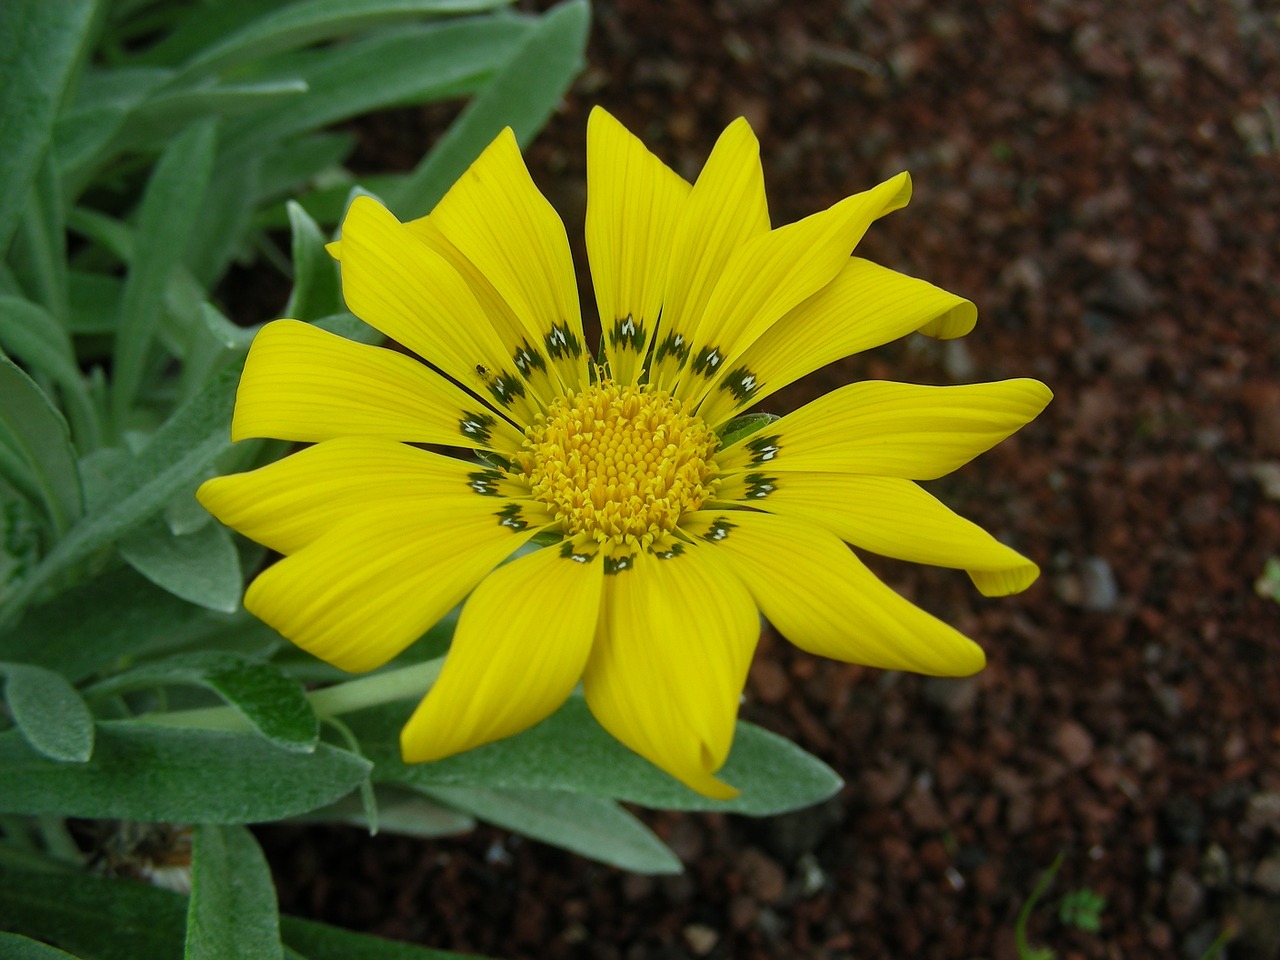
[1080,556,1120,612]
[1245,792,1280,834]
[738,847,786,903]
[683,924,719,956]
[1251,855,1280,895]
[1200,843,1232,888]
[1165,868,1204,928]
[1054,720,1096,767]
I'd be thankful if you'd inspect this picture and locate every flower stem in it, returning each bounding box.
[144,657,443,731]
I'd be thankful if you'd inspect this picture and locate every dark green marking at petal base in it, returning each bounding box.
[544,322,583,360]
[487,370,526,406]
[459,411,497,443]
[650,542,685,560]
[559,541,597,564]
[745,434,781,465]
[691,344,725,377]
[513,341,548,375]
[609,314,645,351]
[495,503,529,531]
[721,366,761,402]
[654,331,690,366]
[742,473,777,500]
[701,517,737,542]
[467,470,505,496]
[603,552,636,575]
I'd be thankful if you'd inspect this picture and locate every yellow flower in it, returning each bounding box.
[198,108,1051,798]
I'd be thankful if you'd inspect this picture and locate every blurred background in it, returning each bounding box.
[260,1,1280,957]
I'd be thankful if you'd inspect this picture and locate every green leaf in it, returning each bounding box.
[0,364,239,627]
[186,825,283,960]
[10,154,69,324]
[0,932,84,960]
[111,118,217,425]
[392,0,590,216]
[0,865,490,960]
[0,354,83,538]
[0,296,99,450]
[0,662,94,762]
[425,785,682,874]
[89,652,318,753]
[0,722,370,823]
[220,18,532,165]
[716,412,780,448]
[0,565,219,683]
[283,201,341,321]
[116,80,308,153]
[354,696,843,816]
[0,863,185,960]
[181,0,516,79]
[280,915,490,960]
[293,785,474,838]
[0,0,96,250]
[119,515,242,613]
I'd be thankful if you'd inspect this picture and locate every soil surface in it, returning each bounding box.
[260,1,1280,958]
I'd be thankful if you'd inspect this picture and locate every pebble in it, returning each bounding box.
[1054,720,1096,767]
[1165,868,1204,928]
[1251,855,1280,895]
[1245,792,1280,835]
[682,924,719,956]
[1080,556,1120,612]
[737,847,787,903]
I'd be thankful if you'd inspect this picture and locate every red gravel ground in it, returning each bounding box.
[260,1,1280,957]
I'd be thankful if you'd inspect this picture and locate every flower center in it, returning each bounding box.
[517,381,718,547]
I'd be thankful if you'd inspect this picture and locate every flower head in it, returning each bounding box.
[198,108,1051,798]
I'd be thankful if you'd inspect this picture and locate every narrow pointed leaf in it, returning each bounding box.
[0,0,96,249]
[0,355,83,537]
[425,784,682,873]
[111,118,217,423]
[0,723,368,823]
[186,825,283,960]
[392,0,590,214]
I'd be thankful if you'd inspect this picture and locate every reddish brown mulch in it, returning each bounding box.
[260,1,1280,957]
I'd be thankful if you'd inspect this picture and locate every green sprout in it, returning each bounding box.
[1015,852,1064,960]
[1058,887,1106,933]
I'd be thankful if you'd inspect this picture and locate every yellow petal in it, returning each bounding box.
[586,107,692,385]
[716,379,1053,479]
[684,510,985,675]
[338,196,539,425]
[197,438,521,556]
[245,500,549,673]
[400,542,605,763]
[697,258,976,427]
[400,212,563,410]
[231,320,525,452]
[429,127,587,391]
[582,544,759,799]
[650,118,770,390]
[715,471,1038,595]
[677,173,912,405]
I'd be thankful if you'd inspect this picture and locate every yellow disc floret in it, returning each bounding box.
[517,381,718,548]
